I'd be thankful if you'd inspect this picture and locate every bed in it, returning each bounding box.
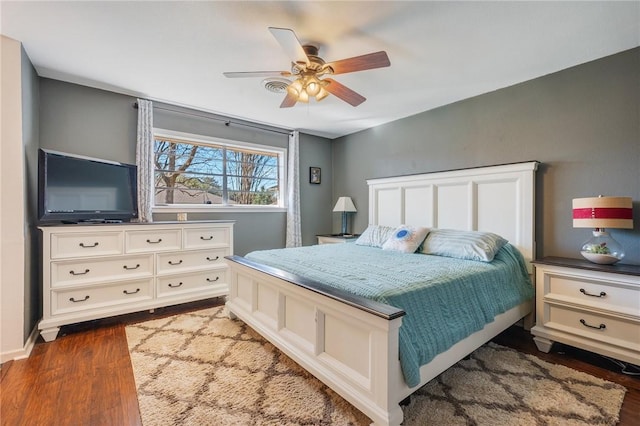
[225,161,538,426]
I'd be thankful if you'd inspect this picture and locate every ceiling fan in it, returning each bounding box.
[223,27,391,108]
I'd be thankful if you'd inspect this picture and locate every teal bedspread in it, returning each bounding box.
[245,243,533,387]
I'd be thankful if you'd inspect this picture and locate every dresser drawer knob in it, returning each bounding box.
[580,319,606,330]
[79,242,99,248]
[168,260,183,266]
[123,288,141,295]
[69,269,90,276]
[206,256,219,261]
[579,288,606,298]
[123,264,141,270]
[69,295,90,303]
[168,282,183,288]
[206,276,220,283]
[146,238,163,244]
[200,235,214,241]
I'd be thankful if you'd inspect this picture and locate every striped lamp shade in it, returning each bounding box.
[572,196,633,229]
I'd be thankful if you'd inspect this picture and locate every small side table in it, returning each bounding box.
[316,234,360,245]
[531,256,640,366]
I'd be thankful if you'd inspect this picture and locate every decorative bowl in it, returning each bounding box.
[580,251,621,265]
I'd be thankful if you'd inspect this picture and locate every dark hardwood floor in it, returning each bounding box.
[2,299,639,425]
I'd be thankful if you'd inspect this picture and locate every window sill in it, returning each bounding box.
[153,205,287,214]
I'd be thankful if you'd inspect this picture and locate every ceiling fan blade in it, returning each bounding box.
[268,27,310,65]
[323,78,366,107]
[326,51,390,75]
[280,92,297,108]
[223,71,291,78]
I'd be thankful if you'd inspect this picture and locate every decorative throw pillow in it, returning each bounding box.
[381,225,430,253]
[421,228,508,262]
[355,225,396,248]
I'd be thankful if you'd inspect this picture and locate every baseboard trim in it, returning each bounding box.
[0,324,39,363]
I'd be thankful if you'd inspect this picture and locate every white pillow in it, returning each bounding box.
[355,225,396,248]
[421,228,507,262]
[381,225,430,253]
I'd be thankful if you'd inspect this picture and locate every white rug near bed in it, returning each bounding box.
[126,306,626,426]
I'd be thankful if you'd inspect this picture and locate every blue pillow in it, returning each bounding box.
[355,225,396,248]
[381,225,430,253]
[421,229,507,262]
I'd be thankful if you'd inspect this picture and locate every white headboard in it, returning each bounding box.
[367,161,538,269]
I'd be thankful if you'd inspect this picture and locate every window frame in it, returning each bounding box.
[152,128,288,213]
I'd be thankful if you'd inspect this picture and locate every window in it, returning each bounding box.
[153,129,286,210]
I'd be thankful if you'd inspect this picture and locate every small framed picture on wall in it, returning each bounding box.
[309,167,321,184]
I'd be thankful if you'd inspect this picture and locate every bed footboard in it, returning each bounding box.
[225,256,407,426]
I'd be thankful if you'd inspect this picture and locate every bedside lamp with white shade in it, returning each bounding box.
[572,196,633,264]
[333,196,357,235]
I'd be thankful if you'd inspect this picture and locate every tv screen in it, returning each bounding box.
[38,149,138,223]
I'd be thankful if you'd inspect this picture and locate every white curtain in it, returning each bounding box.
[136,99,154,222]
[286,130,302,247]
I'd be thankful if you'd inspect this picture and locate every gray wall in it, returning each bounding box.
[22,45,39,340]
[38,79,333,255]
[332,48,640,265]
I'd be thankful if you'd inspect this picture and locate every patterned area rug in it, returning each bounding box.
[126,306,626,425]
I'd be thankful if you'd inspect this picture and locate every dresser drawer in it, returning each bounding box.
[184,227,229,249]
[544,304,640,352]
[544,273,639,316]
[156,270,228,297]
[50,231,123,259]
[51,254,153,288]
[125,229,182,253]
[156,248,229,275]
[52,278,154,315]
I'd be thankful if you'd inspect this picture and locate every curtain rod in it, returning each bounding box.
[133,102,292,136]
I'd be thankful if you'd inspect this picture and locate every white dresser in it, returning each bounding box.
[38,221,234,341]
[531,257,640,366]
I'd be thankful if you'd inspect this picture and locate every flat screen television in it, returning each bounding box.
[38,149,138,223]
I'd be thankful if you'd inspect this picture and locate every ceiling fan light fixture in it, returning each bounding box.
[287,79,303,97]
[304,76,321,97]
[315,86,329,101]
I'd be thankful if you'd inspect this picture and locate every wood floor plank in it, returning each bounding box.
[2,298,638,425]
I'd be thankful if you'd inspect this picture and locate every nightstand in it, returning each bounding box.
[316,234,360,245]
[531,257,640,366]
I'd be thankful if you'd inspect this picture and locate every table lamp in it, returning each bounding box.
[333,197,357,235]
[572,196,633,264]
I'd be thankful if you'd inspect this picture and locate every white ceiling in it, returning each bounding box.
[2,1,639,139]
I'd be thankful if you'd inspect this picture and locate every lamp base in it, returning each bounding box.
[580,230,624,264]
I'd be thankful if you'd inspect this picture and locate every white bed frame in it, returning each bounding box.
[226,161,538,426]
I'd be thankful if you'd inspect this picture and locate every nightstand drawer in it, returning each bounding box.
[545,304,640,352]
[545,273,640,316]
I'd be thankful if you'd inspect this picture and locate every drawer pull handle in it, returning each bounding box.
[200,236,214,241]
[123,264,141,270]
[168,260,183,266]
[206,276,220,283]
[79,242,99,248]
[69,269,90,276]
[579,288,606,298]
[123,288,141,295]
[580,319,606,330]
[206,256,219,261]
[146,238,163,244]
[168,282,183,288]
[69,295,90,303]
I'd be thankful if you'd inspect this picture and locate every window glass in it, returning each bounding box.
[153,131,285,208]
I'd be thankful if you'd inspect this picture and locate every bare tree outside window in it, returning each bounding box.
[153,135,283,207]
